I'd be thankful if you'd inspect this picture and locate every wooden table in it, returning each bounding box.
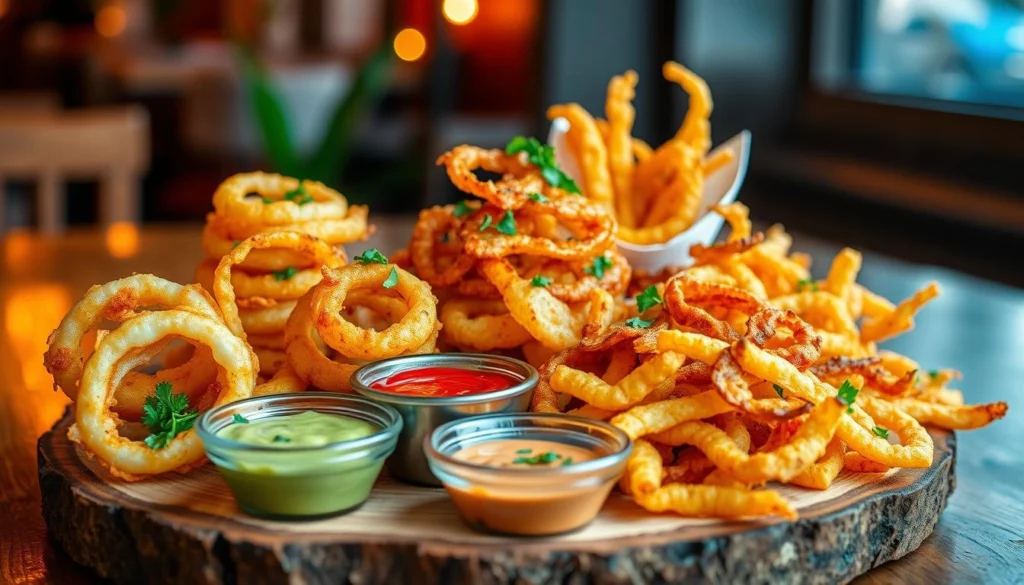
[2,220,1022,584]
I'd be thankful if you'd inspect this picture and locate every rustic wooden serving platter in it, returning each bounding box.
[38,410,955,585]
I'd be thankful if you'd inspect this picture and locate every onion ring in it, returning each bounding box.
[212,172,349,226]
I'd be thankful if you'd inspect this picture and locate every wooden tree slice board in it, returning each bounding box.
[38,410,955,585]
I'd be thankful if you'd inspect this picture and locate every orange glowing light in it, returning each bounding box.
[443,0,478,25]
[0,0,9,19]
[105,221,139,259]
[3,229,34,271]
[394,28,426,62]
[95,4,127,38]
[4,284,71,399]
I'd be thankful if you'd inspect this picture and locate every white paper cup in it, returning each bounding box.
[547,121,751,273]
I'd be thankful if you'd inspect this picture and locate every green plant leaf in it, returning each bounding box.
[238,47,299,177]
[305,41,394,185]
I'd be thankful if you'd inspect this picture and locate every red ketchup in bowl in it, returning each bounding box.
[369,367,516,398]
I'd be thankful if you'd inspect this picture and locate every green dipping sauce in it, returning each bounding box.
[218,410,377,447]
[212,410,387,519]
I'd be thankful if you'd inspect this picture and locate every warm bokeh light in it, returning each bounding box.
[105,221,140,259]
[95,4,127,38]
[0,0,9,19]
[3,283,71,396]
[443,0,478,25]
[3,229,34,271]
[394,28,427,62]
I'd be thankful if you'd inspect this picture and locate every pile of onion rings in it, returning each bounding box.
[396,143,627,359]
[532,203,1008,519]
[196,173,372,380]
[285,253,440,391]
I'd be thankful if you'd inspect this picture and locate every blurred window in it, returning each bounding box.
[813,0,1024,115]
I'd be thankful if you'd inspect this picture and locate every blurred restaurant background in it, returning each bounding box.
[1,0,1022,284]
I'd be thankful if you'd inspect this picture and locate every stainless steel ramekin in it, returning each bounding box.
[350,353,537,485]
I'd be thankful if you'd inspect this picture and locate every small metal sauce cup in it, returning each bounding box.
[351,353,537,485]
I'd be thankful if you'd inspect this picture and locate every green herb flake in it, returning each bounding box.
[773,384,785,398]
[272,266,298,281]
[561,457,574,467]
[495,210,517,235]
[453,200,474,217]
[928,369,940,379]
[505,136,581,194]
[478,213,493,231]
[528,192,548,203]
[625,316,655,329]
[261,197,275,204]
[531,275,552,287]
[512,451,562,465]
[872,426,890,439]
[836,379,859,407]
[515,448,532,454]
[232,413,249,424]
[272,435,291,443]
[141,382,199,450]
[382,267,399,289]
[635,285,663,313]
[282,182,307,203]
[232,240,240,248]
[796,278,819,292]
[584,255,613,279]
[354,248,389,265]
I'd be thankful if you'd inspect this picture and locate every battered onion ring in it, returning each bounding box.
[441,298,536,352]
[237,299,297,335]
[201,217,346,271]
[522,250,631,302]
[44,274,222,400]
[436,145,544,209]
[113,344,219,420]
[409,205,474,287]
[197,259,323,301]
[252,345,286,377]
[310,264,440,361]
[210,205,373,245]
[212,172,349,226]
[214,232,344,339]
[663,276,767,342]
[460,198,616,261]
[253,364,307,396]
[68,310,256,480]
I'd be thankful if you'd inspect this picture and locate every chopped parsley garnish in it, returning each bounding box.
[561,457,574,467]
[872,426,890,439]
[141,382,198,450]
[584,255,613,279]
[625,316,655,329]
[261,197,275,204]
[515,448,532,454]
[272,435,291,443]
[283,182,313,205]
[505,136,581,194]
[796,278,819,292]
[354,248,388,265]
[773,384,785,398]
[478,213,493,231]
[453,200,474,217]
[927,369,940,379]
[836,379,859,408]
[635,285,663,313]
[232,413,249,424]
[382,267,399,289]
[272,266,297,281]
[531,275,552,287]
[528,192,549,203]
[512,451,561,465]
[232,240,240,248]
[495,210,517,235]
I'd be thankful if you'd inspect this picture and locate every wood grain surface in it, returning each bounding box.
[37,409,956,585]
[2,220,1023,583]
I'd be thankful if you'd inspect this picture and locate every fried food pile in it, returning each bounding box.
[284,251,440,392]
[196,173,371,379]
[532,203,1008,519]
[398,142,630,362]
[549,62,733,245]
[44,274,259,479]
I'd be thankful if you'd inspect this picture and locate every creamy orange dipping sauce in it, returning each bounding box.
[452,439,596,468]
[445,439,615,536]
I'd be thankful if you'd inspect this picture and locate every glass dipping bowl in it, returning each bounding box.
[424,413,632,536]
[196,392,401,520]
